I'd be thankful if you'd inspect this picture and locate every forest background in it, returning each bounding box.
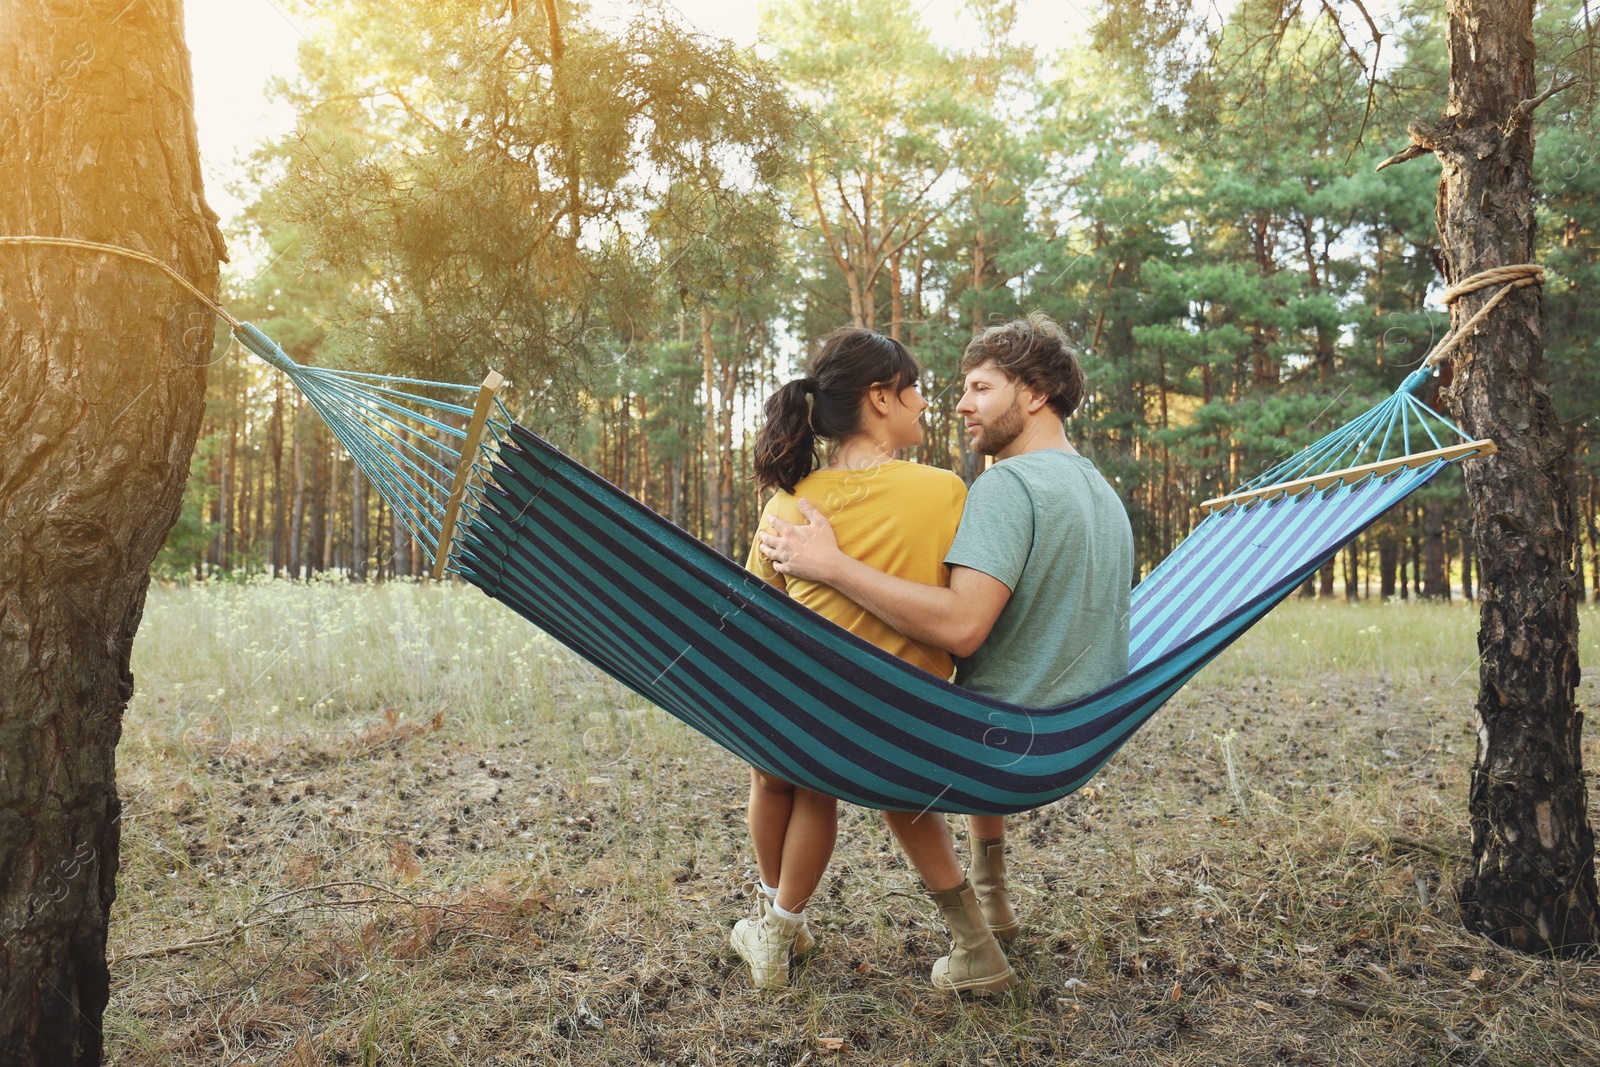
[164,0,1600,600]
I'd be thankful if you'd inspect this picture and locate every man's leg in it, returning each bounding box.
[967,815,1005,840]
[883,809,964,890]
[965,814,1019,941]
[883,809,1012,993]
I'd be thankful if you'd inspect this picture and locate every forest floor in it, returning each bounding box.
[106,582,1600,1067]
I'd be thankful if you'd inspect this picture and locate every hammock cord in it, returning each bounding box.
[0,235,242,328]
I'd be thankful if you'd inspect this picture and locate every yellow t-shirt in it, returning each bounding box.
[744,460,968,679]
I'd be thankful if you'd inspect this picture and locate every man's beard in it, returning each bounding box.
[974,393,1025,456]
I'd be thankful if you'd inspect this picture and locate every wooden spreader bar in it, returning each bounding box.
[1198,438,1498,515]
[433,370,506,579]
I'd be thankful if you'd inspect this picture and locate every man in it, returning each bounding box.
[759,312,1134,994]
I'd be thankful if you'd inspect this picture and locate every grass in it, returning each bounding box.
[107,580,1600,1066]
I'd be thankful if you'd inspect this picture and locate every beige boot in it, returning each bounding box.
[969,835,1020,942]
[742,882,816,956]
[730,904,807,990]
[928,879,1015,995]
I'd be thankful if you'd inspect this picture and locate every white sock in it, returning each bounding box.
[759,881,778,901]
[770,900,804,923]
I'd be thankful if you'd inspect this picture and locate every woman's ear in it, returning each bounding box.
[868,383,892,416]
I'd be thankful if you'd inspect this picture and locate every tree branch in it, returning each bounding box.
[1375,143,1432,172]
[1508,75,1580,130]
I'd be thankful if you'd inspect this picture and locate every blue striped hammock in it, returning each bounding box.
[235,324,1492,815]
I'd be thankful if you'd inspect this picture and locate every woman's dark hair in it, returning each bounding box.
[753,327,920,494]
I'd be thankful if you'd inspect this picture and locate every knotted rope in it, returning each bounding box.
[1421,263,1545,371]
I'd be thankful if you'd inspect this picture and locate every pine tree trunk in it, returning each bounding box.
[1587,479,1599,604]
[309,426,328,575]
[0,1,224,1058]
[701,306,719,548]
[1426,0,1599,952]
[1422,498,1448,599]
[1379,530,1399,599]
[351,466,367,581]
[290,398,306,579]
[717,352,737,557]
[269,380,285,578]
[224,408,237,570]
[1567,427,1585,604]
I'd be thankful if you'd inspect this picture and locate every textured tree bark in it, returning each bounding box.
[1425,0,1599,953]
[0,0,225,1059]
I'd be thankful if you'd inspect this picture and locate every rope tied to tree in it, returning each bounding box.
[0,235,241,329]
[1421,263,1545,371]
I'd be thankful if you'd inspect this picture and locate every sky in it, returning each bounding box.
[184,0,1097,236]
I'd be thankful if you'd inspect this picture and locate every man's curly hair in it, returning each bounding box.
[960,311,1085,419]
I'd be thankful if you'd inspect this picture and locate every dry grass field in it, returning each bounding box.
[105,581,1600,1066]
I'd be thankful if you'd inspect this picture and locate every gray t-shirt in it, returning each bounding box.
[945,450,1134,707]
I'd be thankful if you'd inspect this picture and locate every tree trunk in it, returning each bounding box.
[1344,541,1360,602]
[1428,0,1598,952]
[1379,529,1399,599]
[889,248,903,342]
[700,306,719,548]
[309,426,327,575]
[290,397,306,579]
[1318,557,1335,598]
[224,405,237,570]
[269,380,285,578]
[0,1,224,1059]
[322,446,337,574]
[1566,427,1585,604]
[717,347,737,557]
[1587,479,1599,604]
[1422,498,1448,599]
[668,454,683,528]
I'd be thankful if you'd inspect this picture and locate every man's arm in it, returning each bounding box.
[758,499,1010,658]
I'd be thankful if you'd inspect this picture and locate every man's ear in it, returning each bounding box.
[1020,383,1051,416]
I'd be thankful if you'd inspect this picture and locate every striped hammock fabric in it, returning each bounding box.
[228,322,1489,815]
[450,400,1482,816]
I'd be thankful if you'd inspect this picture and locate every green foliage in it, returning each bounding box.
[255,0,795,398]
[178,0,1600,580]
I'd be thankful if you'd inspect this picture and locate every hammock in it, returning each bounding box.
[226,322,1495,816]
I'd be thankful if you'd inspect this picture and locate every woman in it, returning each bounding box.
[734,327,967,989]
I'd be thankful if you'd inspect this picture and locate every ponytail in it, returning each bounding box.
[753,378,818,495]
[753,328,920,495]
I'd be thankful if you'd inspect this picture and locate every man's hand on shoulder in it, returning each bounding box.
[758,499,843,583]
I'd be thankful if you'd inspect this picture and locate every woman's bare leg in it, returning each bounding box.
[748,768,794,889]
[774,787,837,913]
